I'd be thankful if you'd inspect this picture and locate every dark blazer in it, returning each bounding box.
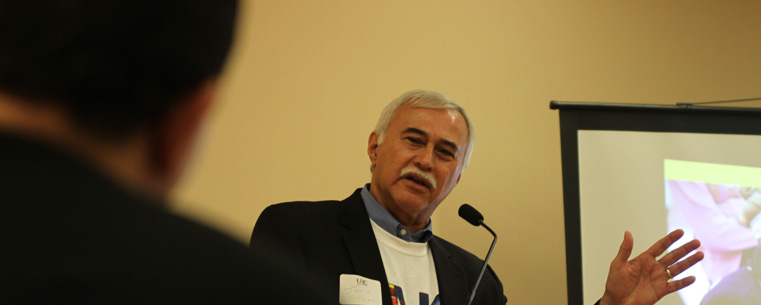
[250,188,507,305]
[0,133,328,304]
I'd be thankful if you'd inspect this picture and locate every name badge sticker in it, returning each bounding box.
[339,274,381,305]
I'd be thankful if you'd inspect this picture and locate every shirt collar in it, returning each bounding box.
[361,183,433,243]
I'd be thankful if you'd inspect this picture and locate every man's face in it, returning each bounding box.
[368,103,469,226]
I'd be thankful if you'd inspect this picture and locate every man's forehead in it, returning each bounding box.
[393,107,468,146]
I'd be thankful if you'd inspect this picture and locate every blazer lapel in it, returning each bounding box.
[430,237,469,305]
[338,189,393,305]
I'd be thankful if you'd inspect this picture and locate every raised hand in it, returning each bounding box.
[599,229,704,305]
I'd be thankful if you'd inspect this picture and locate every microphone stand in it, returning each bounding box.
[466,221,498,305]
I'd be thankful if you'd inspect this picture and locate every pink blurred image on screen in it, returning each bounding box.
[666,180,761,305]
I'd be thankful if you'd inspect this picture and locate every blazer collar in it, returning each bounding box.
[430,237,469,305]
[338,188,393,305]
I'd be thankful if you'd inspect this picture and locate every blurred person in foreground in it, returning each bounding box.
[251,89,705,305]
[0,1,328,304]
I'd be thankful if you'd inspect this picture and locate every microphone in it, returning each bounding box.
[459,204,500,305]
[458,203,484,226]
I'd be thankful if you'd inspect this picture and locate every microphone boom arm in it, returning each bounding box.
[466,221,498,305]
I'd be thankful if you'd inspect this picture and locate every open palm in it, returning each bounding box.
[599,230,704,305]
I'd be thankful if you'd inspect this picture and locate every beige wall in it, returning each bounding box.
[173,1,761,304]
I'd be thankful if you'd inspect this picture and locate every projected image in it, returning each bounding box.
[665,160,761,305]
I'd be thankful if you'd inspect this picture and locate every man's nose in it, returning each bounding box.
[414,145,434,171]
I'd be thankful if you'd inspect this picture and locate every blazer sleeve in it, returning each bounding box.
[250,204,307,269]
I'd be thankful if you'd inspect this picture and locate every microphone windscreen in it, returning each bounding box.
[458,203,483,226]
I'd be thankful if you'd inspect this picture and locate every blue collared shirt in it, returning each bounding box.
[361,184,433,243]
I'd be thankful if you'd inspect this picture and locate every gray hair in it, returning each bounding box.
[374,89,474,170]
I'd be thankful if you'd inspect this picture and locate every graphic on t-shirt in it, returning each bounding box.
[389,284,440,305]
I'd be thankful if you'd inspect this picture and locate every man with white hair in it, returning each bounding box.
[251,90,703,305]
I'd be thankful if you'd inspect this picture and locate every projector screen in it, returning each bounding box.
[552,102,761,305]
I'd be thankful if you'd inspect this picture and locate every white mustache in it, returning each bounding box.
[400,167,437,190]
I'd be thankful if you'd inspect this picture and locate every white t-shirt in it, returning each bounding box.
[371,220,439,305]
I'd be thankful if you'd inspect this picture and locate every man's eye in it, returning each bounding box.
[437,148,455,158]
[405,137,424,145]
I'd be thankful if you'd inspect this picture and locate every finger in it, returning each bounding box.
[658,238,701,267]
[665,251,705,278]
[645,229,685,258]
[665,275,697,294]
[613,231,634,266]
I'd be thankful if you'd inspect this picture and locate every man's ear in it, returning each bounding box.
[150,80,216,191]
[368,131,379,165]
